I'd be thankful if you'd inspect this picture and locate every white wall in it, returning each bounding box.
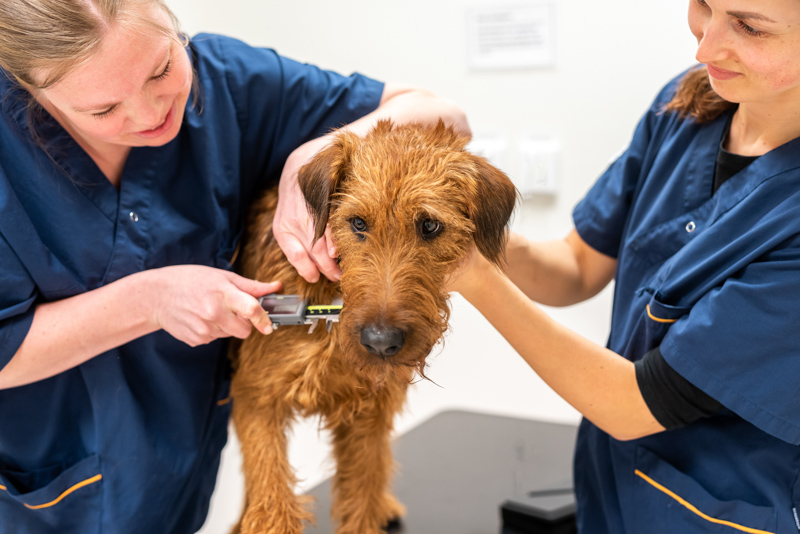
[162,1,698,532]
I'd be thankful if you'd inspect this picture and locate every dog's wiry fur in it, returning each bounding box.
[230,120,517,534]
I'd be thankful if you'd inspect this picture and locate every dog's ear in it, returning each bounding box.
[468,156,519,268]
[298,132,358,243]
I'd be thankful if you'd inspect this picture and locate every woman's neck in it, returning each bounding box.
[728,100,800,157]
[35,97,130,189]
[85,145,130,189]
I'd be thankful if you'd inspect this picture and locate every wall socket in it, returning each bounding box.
[518,137,559,197]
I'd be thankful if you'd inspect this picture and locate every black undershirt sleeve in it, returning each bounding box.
[635,347,723,430]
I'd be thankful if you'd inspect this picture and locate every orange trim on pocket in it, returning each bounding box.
[634,469,775,534]
[646,304,679,324]
[228,243,241,267]
[0,484,5,491]
[217,397,232,406]
[23,474,103,510]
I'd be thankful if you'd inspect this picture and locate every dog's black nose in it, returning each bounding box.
[360,324,405,358]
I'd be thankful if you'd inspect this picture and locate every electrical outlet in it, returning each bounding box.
[518,137,559,197]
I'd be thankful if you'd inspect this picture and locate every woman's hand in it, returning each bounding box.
[149,265,281,347]
[272,134,341,284]
[446,244,499,299]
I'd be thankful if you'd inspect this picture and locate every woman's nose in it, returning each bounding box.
[130,92,165,129]
[695,17,732,65]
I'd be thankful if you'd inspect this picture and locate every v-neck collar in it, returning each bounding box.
[0,74,179,224]
[24,105,179,225]
[692,109,800,224]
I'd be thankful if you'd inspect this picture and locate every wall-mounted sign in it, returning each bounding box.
[467,1,557,70]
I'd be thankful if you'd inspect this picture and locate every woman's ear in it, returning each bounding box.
[297,131,358,243]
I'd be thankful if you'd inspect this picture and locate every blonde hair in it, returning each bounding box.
[0,0,186,90]
[662,65,736,123]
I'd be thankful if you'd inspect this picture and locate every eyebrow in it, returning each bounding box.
[72,49,171,113]
[727,10,777,23]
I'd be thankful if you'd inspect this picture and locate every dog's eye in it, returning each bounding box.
[418,219,443,240]
[350,217,368,236]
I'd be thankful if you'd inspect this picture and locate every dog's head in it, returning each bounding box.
[298,120,517,382]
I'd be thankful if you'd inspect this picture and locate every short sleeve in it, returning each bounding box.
[661,239,800,444]
[202,34,384,186]
[0,230,36,370]
[573,78,683,259]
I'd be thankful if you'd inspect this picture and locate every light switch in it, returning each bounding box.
[468,136,509,173]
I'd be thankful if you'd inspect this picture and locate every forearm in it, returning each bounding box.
[506,230,617,307]
[0,264,277,389]
[506,236,586,306]
[348,85,470,135]
[0,271,158,389]
[460,263,664,441]
[282,86,468,187]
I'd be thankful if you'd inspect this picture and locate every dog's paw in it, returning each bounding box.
[379,493,406,526]
[383,516,403,532]
[334,493,406,534]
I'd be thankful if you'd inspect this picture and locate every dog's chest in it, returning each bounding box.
[286,349,378,420]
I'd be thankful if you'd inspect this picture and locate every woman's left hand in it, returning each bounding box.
[272,135,341,284]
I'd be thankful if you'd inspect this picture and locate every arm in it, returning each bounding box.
[0,266,280,389]
[506,230,617,307]
[273,84,469,283]
[341,83,469,136]
[449,237,665,442]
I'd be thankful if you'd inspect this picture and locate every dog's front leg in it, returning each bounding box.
[231,395,313,534]
[329,404,406,534]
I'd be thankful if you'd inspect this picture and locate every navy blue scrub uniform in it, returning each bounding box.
[572,71,800,534]
[0,34,383,533]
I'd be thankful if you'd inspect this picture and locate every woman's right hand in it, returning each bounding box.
[148,265,281,347]
[1,265,282,390]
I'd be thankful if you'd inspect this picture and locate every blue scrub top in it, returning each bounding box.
[572,71,800,534]
[0,34,383,533]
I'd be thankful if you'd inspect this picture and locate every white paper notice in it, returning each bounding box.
[467,2,556,70]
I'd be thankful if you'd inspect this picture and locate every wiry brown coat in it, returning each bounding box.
[230,120,517,534]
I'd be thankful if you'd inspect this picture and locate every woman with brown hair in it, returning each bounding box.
[0,1,467,532]
[451,1,800,532]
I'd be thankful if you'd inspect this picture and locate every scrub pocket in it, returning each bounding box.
[638,293,692,353]
[631,447,777,533]
[621,292,692,362]
[0,454,103,534]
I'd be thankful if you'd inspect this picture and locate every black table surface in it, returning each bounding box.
[303,410,579,534]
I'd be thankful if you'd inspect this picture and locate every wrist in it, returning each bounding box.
[122,269,163,334]
[456,254,500,301]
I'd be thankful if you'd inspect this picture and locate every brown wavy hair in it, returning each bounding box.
[662,65,736,123]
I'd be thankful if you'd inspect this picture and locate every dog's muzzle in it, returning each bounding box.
[360,324,406,358]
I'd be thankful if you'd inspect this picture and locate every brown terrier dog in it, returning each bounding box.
[230,120,517,534]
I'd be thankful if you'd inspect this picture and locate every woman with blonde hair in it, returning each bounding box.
[0,1,467,532]
[451,0,800,532]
